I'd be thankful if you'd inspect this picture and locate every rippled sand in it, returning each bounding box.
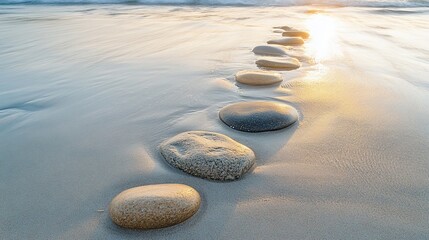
[0,5,428,239]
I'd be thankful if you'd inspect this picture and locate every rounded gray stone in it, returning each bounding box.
[252,45,287,56]
[109,184,201,229]
[160,131,256,181]
[219,101,298,132]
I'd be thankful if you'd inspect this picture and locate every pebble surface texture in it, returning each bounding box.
[235,70,283,86]
[282,30,310,39]
[160,131,256,181]
[109,184,201,229]
[267,37,304,46]
[219,101,299,132]
[252,45,287,56]
[256,57,301,70]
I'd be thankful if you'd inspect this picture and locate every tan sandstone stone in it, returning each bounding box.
[267,37,304,46]
[282,30,310,39]
[235,70,283,86]
[256,57,301,70]
[109,184,201,229]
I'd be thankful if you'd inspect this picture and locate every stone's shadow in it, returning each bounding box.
[216,115,298,166]
[235,81,283,89]
[256,66,299,72]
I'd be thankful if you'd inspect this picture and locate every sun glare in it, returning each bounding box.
[305,14,340,63]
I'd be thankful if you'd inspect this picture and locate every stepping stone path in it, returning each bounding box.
[256,56,301,70]
[235,70,283,86]
[109,24,309,230]
[160,131,256,181]
[267,37,304,46]
[282,30,310,39]
[252,45,287,56]
[109,184,200,229]
[219,101,299,132]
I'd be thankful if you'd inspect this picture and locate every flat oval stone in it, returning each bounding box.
[267,37,304,46]
[274,25,295,31]
[306,9,325,14]
[219,101,298,132]
[252,45,287,56]
[109,184,201,229]
[282,30,310,39]
[160,131,255,181]
[235,70,283,86]
[256,57,301,70]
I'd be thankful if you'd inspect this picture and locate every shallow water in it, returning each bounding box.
[0,5,428,239]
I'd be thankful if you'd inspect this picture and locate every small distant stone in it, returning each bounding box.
[109,184,201,229]
[219,101,299,132]
[267,37,304,46]
[256,57,301,70]
[235,70,283,86]
[282,30,310,39]
[306,9,324,14]
[252,45,287,56]
[160,131,255,181]
[274,25,296,31]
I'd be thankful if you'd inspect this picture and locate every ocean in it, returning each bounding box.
[1,0,429,7]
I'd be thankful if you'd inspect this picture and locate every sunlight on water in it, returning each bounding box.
[305,14,341,63]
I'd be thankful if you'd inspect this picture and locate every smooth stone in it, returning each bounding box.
[256,57,301,70]
[274,25,296,31]
[109,184,201,229]
[160,131,256,181]
[282,30,310,39]
[219,101,299,132]
[267,37,304,46]
[306,9,324,14]
[235,70,283,86]
[252,45,287,56]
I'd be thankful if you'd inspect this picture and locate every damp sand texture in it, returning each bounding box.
[1,4,429,240]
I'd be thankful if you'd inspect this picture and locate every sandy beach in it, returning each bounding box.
[1,3,429,239]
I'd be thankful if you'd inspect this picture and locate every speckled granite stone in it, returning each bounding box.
[160,131,255,181]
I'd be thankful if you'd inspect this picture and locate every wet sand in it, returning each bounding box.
[0,5,428,239]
